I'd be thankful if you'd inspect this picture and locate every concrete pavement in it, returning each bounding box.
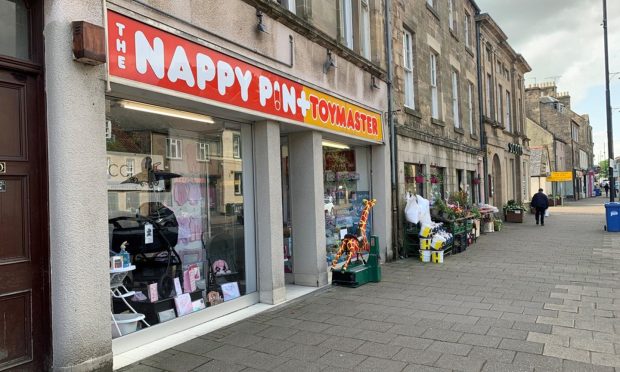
[120,197,620,372]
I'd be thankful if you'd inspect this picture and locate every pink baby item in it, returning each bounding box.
[189,216,202,242]
[188,182,202,206]
[212,260,231,276]
[176,215,191,244]
[174,182,189,206]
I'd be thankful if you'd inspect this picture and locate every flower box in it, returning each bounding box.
[548,199,556,207]
[504,210,524,223]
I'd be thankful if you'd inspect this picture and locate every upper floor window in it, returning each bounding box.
[278,0,296,14]
[505,90,511,132]
[497,84,503,123]
[360,0,371,59]
[448,0,455,31]
[197,142,210,162]
[125,158,135,177]
[427,0,434,7]
[233,133,241,158]
[166,138,182,160]
[486,46,492,63]
[464,13,471,48]
[340,0,354,49]
[572,123,579,142]
[0,0,30,60]
[467,81,474,135]
[485,73,492,117]
[403,29,415,109]
[430,52,439,119]
[451,71,460,129]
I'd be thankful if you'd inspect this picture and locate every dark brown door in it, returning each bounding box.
[0,0,50,371]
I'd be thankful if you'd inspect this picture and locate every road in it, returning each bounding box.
[121,197,620,372]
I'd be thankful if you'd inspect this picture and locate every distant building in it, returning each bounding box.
[525,83,595,198]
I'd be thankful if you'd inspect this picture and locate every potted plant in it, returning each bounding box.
[494,218,503,231]
[503,200,526,223]
[471,206,482,237]
[548,194,556,207]
[554,195,562,206]
[415,175,425,183]
[430,175,439,184]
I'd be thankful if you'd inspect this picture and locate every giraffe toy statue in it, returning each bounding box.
[331,198,377,271]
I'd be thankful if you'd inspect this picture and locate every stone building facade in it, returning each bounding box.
[477,14,531,207]
[525,83,595,198]
[391,0,484,242]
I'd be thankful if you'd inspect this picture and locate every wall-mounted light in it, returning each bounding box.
[323,50,336,73]
[119,100,215,124]
[322,140,350,149]
[256,10,268,33]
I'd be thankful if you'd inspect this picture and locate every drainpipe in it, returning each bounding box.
[475,13,488,203]
[384,0,398,259]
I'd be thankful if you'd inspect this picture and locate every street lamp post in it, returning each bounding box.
[603,0,615,201]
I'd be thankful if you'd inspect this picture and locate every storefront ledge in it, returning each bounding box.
[53,353,113,372]
[431,118,445,127]
[112,285,324,370]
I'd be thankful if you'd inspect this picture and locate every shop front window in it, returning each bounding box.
[430,165,445,201]
[0,0,30,60]
[404,163,425,197]
[323,142,371,267]
[106,98,253,337]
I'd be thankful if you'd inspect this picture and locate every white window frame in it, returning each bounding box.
[451,71,460,128]
[505,90,511,132]
[403,29,415,109]
[166,138,182,160]
[486,73,492,117]
[197,141,210,162]
[448,0,455,31]
[233,134,241,159]
[572,124,579,142]
[464,13,471,48]
[126,158,135,177]
[341,0,354,49]
[280,0,296,13]
[427,0,434,7]
[467,82,474,134]
[430,52,439,119]
[497,84,503,123]
[360,0,371,59]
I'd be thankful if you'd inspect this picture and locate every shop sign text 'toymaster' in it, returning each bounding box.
[107,11,383,142]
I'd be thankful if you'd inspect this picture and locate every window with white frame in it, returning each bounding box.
[126,158,135,177]
[233,133,241,158]
[451,71,460,128]
[505,90,511,132]
[340,0,354,49]
[430,52,439,119]
[197,141,210,162]
[497,84,503,123]
[467,82,474,134]
[278,0,296,13]
[426,0,434,7]
[464,13,471,48]
[448,0,454,31]
[486,73,492,117]
[166,138,182,159]
[403,29,415,108]
[572,123,579,142]
[360,0,371,59]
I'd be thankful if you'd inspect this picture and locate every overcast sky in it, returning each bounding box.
[475,0,620,164]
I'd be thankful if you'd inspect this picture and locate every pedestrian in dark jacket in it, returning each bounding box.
[531,188,549,226]
[605,183,610,197]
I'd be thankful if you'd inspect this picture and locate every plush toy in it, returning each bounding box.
[212,259,231,276]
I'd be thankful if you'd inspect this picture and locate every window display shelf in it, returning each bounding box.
[110,265,137,274]
[111,290,136,299]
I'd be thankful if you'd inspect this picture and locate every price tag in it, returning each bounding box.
[144,222,154,244]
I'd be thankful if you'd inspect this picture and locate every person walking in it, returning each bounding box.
[605,183,610,197]
[531,188,549,226]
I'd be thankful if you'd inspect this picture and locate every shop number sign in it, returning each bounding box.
[107,11,383,142]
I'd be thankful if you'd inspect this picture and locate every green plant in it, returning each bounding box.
[448,190,469,208]
[471,206,482,219]
[503,199,526,212]
[494,218,503,231]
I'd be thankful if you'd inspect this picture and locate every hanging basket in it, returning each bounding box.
[473,178,481,185]
[415,175,425,183]
[430,176,439,184]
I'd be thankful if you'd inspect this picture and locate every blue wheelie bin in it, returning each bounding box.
[605,202,620,232]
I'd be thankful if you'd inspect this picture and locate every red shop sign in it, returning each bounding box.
[107,11,383,142]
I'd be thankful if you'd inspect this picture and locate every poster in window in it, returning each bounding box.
[221,282,240,302]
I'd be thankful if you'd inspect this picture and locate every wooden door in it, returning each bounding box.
[0,0,50,370]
